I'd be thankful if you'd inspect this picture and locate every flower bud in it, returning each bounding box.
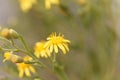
[1,28,11,39]
[1,28,19,39]
[11,55,23,63]
[24,56,33,61]
[9,29,19,39]
[23,56,35,64]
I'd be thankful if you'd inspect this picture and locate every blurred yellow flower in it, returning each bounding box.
[45,0,60,10]
[34,41,51,58]
[3,52,12,62]
[17,56,36,78]
[3,52,23,63]
[19,0,37,12]
[17,63,36,78]
[45,32,70,54]
[78,0,86,5]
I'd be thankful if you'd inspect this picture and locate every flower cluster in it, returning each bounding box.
[34,32,70,58]
[1,28,70,78]
[3,52,36,78]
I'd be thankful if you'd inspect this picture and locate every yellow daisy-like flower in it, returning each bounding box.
[45,0,60,10]
[34,41,51,58]
[19,0,37,12]
[17,56,36,78]
[3,52,23,63]
[45,32,70,54]
[17,63,36,78]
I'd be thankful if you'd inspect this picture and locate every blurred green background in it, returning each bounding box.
[0,0,120,80]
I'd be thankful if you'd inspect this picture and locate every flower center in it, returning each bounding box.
[51,36,63,44]
[19,63,30,69]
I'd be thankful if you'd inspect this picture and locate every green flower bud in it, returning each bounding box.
[1,28,19,39]
[9,29,19,39]
[1,28,11,39]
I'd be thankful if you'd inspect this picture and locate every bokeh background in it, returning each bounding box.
[0,0,120,80]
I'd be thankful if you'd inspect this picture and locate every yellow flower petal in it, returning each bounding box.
[50,43,53,53]
[29,66,36,73]
[63,39,70,43]
[63,43,69,51]
[51,0,60,5]
[3,59,6,62]
[34,52,40,58]
[19,69,24,78]
[45,0,51,10]
[41,51,47,57]
[46,50,51,56]
[54,44,58,53]
[58,44,66,54]
[34,41,51,58]
[25,68,31,77]
[4,52,12,60]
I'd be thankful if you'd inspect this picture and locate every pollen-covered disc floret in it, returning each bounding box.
[17,56,36,78]
[45,32,70,54]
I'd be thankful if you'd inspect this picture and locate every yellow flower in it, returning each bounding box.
[17,56,36,78]
[17,63,36,78]
[3,52,23,63]
[45,0,60,10]
[34,41,51,58]
[45,32,70,54]
[19,0,37,12]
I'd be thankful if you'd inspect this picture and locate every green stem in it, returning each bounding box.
[18,35,36,58]
[18,35,30,52]
[53,53,56,63]
[0,47,18,52]
[0,37,12,45]
[51,53,69,80]
[11,39,28,54]
[54,62,69,80]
